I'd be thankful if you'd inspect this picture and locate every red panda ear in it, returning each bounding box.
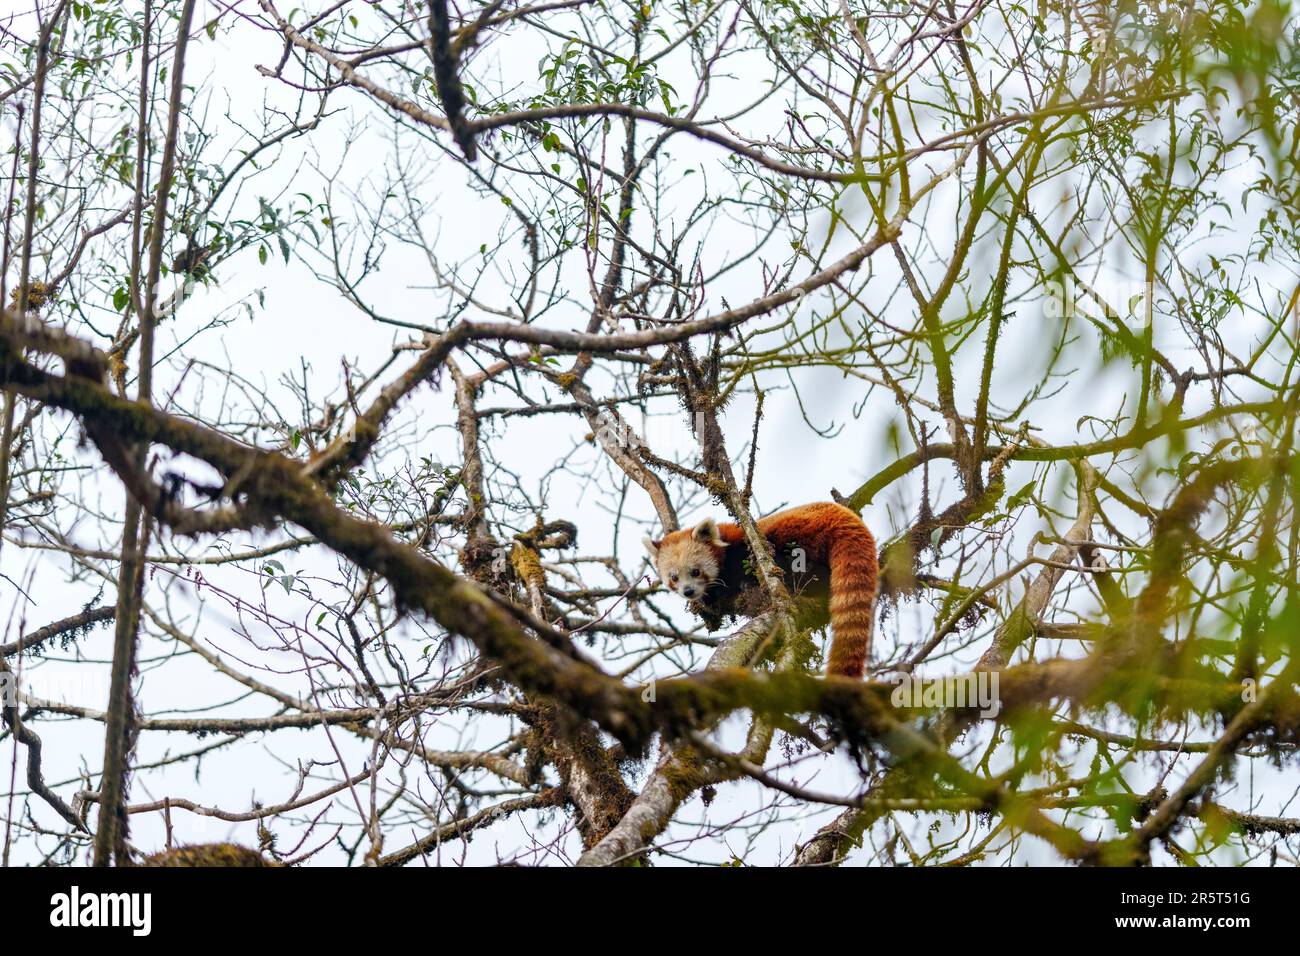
[692,518,723,547]
[642,536,661,559]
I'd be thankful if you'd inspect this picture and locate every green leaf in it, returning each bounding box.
[1006,480,1037,510]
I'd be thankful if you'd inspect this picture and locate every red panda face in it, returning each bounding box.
[643,518,723,600]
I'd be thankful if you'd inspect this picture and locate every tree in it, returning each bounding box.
[1,0,1298,867]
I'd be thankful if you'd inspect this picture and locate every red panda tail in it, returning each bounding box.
[825,512,879,679]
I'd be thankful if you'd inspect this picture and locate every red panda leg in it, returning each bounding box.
[826,523,879,678]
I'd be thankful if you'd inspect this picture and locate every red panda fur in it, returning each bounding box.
[647,502,878,678]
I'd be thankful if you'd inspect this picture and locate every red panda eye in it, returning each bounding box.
[669,574,678,582]
[690,569,700,577]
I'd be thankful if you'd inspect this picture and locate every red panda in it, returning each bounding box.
[643,502,878,678]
